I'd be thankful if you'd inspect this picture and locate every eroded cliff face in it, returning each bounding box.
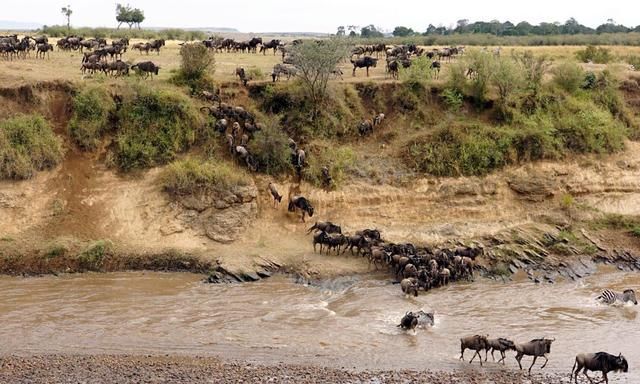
[2,82,640,278]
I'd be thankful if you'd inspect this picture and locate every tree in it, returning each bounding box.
[288,38,351,110]
[61,5,72,33]
[360,24,384,38]
[347,25,359,37]
[116,3,145,29]
[392,26,414,37]
[336,26,345,36]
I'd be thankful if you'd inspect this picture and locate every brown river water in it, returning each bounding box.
[0,269,638,381]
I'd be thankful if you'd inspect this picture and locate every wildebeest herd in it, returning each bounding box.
[0,33,164,79]
[303,217,634,382]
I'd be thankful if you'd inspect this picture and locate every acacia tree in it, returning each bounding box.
[116,3,145,29]
[288,38,351,112]
[61,5,72,33]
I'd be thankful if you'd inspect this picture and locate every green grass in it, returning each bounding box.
[303,144,357,188]
[44,244,68,259]
[402,88,627,177]
[69,86,115,150]
[0,114,64,180]
[114,84,204,171]
[161,158,251,195]
[76,240,113,271]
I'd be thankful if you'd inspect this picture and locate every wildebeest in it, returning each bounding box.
[514,338,555,373]
[596,289,637,305]
[235,67,248,86]
[312,231,330,253]
[485,338,516,364]
[460,335,489,366]
[272,63,297,81]
[131,61,160,79]
[307,221,341,234]
[397,311,418,330]
[260,39,280,55]
[358,119,374,136]
[400,278,418,297]
[235,145,257,171]
[351,56,378,77]
[36,43,53,59]
[288,195,314,222]
[268,182,282,207]
[571,352,628,384]
[321,166,333,189]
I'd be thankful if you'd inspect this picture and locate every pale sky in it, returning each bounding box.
[2,0,638,33]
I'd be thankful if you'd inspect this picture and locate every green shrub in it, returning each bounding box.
[441,88,464,111]
[69,86,115,150]
[171,43,215,93]
[626,55,640,71]
[404,123,512,176]
[161,158,251,195]
[248,123,291,175]
[0,115,64,180]
[576,45,613,64]
[44,244,68,259]
[582,72,597,89]
[553,97,626,153]
[303,144,357,188]
[114,85,204,171]
[77,240,113,271]
[464,50,494,104]
[552,62,584,93]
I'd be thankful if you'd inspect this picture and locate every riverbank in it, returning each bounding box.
[0,354,570,384]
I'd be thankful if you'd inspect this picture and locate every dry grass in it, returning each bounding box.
[1,39,640,89]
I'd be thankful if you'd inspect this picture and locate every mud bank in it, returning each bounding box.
[0,355,569,384]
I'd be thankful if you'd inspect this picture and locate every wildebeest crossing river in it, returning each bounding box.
[0,268,637,382]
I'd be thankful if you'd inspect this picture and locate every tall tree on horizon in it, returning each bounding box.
[61,5,72,33]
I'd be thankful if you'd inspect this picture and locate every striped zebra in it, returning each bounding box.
[596,289,638,305]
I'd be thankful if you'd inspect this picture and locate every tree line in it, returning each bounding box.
[338,18,640,38]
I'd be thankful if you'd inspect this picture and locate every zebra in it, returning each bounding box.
[596,289,638,305]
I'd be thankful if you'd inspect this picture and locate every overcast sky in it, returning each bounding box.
[3,0,638,33]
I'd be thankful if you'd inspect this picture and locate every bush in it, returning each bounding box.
[399,56,434,86]
[161,158,251,195]
[77,240,113,271]
[0,115,64,180]
[171,43,215,93]
[69,86,115,150]
[626,55,640,71]
[554,97,626,153]
[114,84,204,171]
[552,62,584,93]
[441,88,464,111]
[302,144,357,188]
[404,123,512,176]
[464,50,495,104]
[248,123,291,175]
[576,45,613,64]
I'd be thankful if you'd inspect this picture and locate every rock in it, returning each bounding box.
[202,201,257,243]
[160,223,184,236]
[507,175,556,201]
[509,264,518,274]
[239,272,261,282]
[256,270,272,278]
[173,182,258,244]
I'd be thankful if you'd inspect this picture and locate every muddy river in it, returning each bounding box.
[0,269,637,381]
